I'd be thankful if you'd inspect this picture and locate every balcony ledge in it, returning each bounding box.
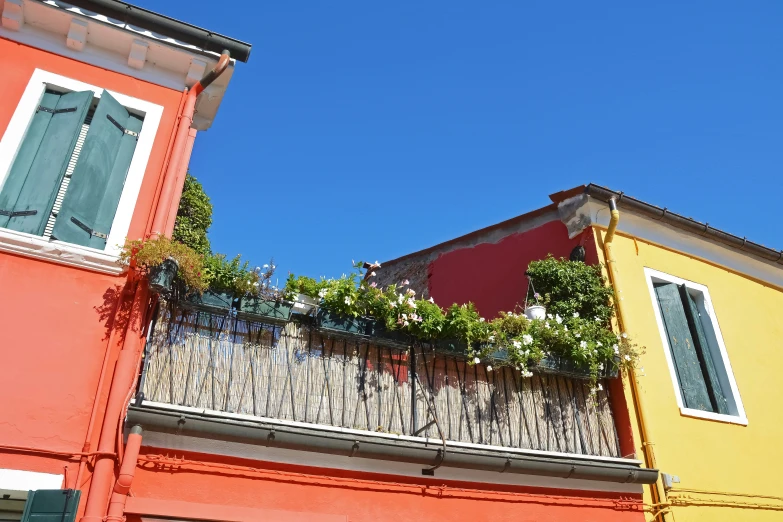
[128,401,658,490]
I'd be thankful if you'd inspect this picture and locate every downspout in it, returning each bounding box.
[80,284,149,522]
[163,127,197,237]
[602,197,671,521]
[105,426,143,522]
[149,50,231,237]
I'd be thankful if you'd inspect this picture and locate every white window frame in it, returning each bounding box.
[644,267,747,425]
[0,68,163,274]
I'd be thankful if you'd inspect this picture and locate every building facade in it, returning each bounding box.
[0,1,249,520]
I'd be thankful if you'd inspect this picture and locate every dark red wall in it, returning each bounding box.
[428,221,598,319]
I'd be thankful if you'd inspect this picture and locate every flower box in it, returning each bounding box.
[368,321,410,347]
[239,297,293,322]
[148,258,178,295]
[534,355,619,380]
[184,290,238,313]
[317,309,373,336]
[290,294,317,316]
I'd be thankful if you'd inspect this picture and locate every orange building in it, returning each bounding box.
[0,1,249,520]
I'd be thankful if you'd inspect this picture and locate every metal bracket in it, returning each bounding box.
[37,105,77,115]
[107,114,139,137]
[0,209,37,218]
[70,216,108,239]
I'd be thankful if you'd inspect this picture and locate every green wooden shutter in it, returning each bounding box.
[679,285,729,414]
[52,91,142,249]
[654,282,714,411]
[0,90,93,235]
[21,490,80,522]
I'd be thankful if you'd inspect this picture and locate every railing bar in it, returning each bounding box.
[486,366,504,447]
[304,328,312,423]
[554,376,571,453]
[361,342,371,431]
[501,367,514,447]
[222,314,240,411]
[341,338,348,428]
[419,348,434,438]
[321,336,335,426]
[473,362,483,444]
[444,353,453,441]
[180,310,199,406]
[455,356,474,443]
[280,327,297,422]
[604,382,622,457]
[264,325,276,418]
[569,379,587,454]
[409,345,417,435]
[376,343,382,432]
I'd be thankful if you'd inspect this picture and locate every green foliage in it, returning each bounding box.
[285,256,642,387]
[120,236,208,292]
[526,255,615,324]
[172,174,213,256]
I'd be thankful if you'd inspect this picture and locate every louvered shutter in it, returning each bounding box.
[654,282,714,411]
[20,490,80,522]
[0,90,93,234]
[679,285,729,414]
[52,90,142,249]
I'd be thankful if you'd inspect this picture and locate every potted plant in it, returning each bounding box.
[120,236,208,296]
[524,292,546,320]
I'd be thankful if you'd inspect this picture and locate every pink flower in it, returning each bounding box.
[403,279,410,285]
[370,282,377,288]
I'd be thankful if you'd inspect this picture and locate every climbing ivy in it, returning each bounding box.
[172,173,213,256]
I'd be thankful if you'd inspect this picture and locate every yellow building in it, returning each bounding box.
[568,185,783,521]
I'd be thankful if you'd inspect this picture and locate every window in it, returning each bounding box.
[645,268,747,425]
[0,69,163,274]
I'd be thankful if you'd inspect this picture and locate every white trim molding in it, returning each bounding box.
[0,68,163,275]
[644,267,748,426]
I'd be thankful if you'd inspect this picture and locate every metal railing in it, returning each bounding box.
[137,304,622,458]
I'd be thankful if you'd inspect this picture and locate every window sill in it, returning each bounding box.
[679,407,748,426]
[0,227,125,275]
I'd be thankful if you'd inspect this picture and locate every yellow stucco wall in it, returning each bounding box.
[593,227,783,522]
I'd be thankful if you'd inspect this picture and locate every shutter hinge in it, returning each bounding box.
[70,216,108,240]
[107,114,139,138]
[37,106,77,115]
[0,209,37,217]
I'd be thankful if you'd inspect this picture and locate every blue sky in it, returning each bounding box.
[138,1,782,281]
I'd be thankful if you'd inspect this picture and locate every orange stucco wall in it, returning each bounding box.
[0,37,182,481]
[128,449,646,522]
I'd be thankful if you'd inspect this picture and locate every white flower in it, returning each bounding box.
[271,264,276,269]
[594,316,600,322]
[318,289,328,298]
[573,312,579,318]
[407,288,416,296]
[544,322,551,329]
[512,340,522,349]
[621,332,628,339]
[253,281,260,287]
[522,334,533,346]
[575,332,580,338]
[407,298,417,308]
[370,271,376,277]
[613,344,619,355]
[398,294,405,304]
[507,311,514,316]
[486,365,493,372]
[555,314,563,324]
[598,383,603,391]
[479,317,485,322]
[402,279,410,285]
[563,325,568,332]
[596,342,602,347]
[523,370,533,378]
[624,354,632,361]
[403,320,409,326]
[580,340,588,349]
[263,264,269,268]
[390,301,396,308]
[344,297,352,305]
[547,314,553,319]
[489,335,495,342]
[428,297,435,303]
[598,363,604,370]
[474,357,481,364]
[401,314,407,320]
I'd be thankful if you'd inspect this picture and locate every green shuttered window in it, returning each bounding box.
[0,88,143,249]
[21,490,80,522]
[654,282,730,415]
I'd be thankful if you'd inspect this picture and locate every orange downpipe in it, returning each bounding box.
[79,284,148,522]
[105,426,143,522]
[163,128,198,236]
[150,51,230,237]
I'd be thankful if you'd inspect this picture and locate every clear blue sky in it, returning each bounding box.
[138,1,782,282]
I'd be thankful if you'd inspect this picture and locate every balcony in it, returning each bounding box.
[130,302,656,486]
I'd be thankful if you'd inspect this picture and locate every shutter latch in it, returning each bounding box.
[37,106,77,115]
[107,114,139,138]
[70,216,108,240]
[0,209,37,217]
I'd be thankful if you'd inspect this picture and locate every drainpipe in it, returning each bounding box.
[105,426,142,522]
[149,51,231,237]
[163,128,197,237]
[602,197,671,521]
[80,285,149,522]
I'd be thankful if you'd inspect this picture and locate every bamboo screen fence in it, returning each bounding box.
[139,305,623,458]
